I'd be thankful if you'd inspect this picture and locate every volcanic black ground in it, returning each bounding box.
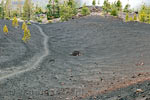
[1,16,150,100]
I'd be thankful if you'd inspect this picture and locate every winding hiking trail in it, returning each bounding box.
[0,24,49,81]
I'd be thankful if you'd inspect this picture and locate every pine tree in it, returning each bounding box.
[60,2,73,21]
[12,17,19,27]
[116,0,122,11]
[81,4,90,16]
[35,4,43,15]
[46,0,53,20]
[54,0,60,18]
[5,0,11,18]
[23,0,31,20]
[67,0,77,15]
[3,25,8,34]
[22,27,31,43]
[60,0,77,21]
[125,13,129,22]
[0,0,5,19]
[98,0,100,5]
[129,17,133,21]
[102,0,111,14]
[92,0,96,6]
[22,21,27,30]
[133,14,137,21]
[147,14,150,23]
[124,4,130,13]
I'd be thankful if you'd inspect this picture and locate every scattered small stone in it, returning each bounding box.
[40,91,43,95]
[71,51,81,56]
[136,89,143,93]
[53,76,58,79]
[142,95,146,97]
[145,98,150,100]
[28,96,32,99]
[49,59,55,63]
[94,96,97,99]
[50,92,54,96]
[65,98,70,100]
[131,75,136,78]
[61,82,65,85]
[69,78,72,80]
[147,83,150,86]
[100,78,103,81]
[118,95,121,98]
[138,73,142,76]
[70,75,73,77]
[119,98,124,100]
[136,61,144,66]
[44,90,49,95]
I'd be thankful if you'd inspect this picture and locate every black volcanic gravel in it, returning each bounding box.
[0,16,150,100]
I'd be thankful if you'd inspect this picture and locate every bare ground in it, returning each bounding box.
[0,16,150,100]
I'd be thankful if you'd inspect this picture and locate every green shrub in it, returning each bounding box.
[124,4,130,13]
[139,11,147,22]
[110,3,118,16]
[37,18,42,23]
[138,5,150,23]
[129,17,133,21]
[147,14,150,23]
[27,22,31,25]
[102,0,111,13]
[92,0,96,6]
[67,0,78,15]
[5,17,10,20]
[60,0,78,21]
[110,8,118,16]
[125,13,129,22]
[48,20,53,23]
[116,0,122,11]
[133,14,137,21]
[81,4,90,16]
[60,4,73,21]
[46,0,60,19]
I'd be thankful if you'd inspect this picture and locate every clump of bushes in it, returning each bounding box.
[46,0,60,20]
[60,3,74,21]
[60,0,77,21]
[5,17,10,20]
[110,8,118,16]
[102,0,122,16]
[102,0,111,14]
[110,3,118,16]
[138,5,150,23]
[81,4,90,16]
